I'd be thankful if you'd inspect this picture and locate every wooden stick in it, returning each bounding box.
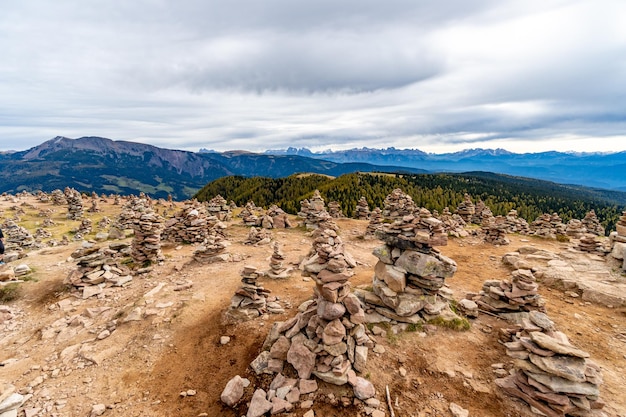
[386,385,396,417]
[478,309,505,319]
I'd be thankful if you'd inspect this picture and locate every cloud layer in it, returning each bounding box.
[1,0,625,153]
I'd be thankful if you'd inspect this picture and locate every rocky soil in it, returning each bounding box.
[1,195,625,417]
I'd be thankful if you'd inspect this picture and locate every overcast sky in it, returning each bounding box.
[1,0,625,154]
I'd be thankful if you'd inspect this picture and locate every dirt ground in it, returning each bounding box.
[1,195,625,417]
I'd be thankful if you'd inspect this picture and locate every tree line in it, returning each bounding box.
[193,172,626,234]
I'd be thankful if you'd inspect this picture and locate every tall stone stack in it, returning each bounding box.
[298,190,332,229]
[253,220,374,398]
[207,195,232,221]
[240,201,261,226]
[609,211,626,270]
[382,188,416,219]
[566,219,587,239]
[51,189,67,205]
[162,201,221,244]
[456,193,475,223]
[355,197,370,220]
[581,210,605,236]
[76,218,93,236]
[471,199,490,225]
[267,242,291,279]
[482,216,510,245]
[530,213,567,239]
[224,266,270,321]
[64,243,133,298]
[359,204,458,325]
[1,220,35,249]
[116,196,150,230]
[192,229,230,263]
[474,269,546,314]
[504,209,531,234]
[364,207,383,239]
[65,188,84,220]
[130,208,164,265]
[436,207,468,238]
[495,311,604,417]
[327,201,344,218]
[113,195,120,205]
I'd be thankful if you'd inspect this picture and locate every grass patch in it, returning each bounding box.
[556,234,570,243]
[0,283,22,302]
[427,316,471,331]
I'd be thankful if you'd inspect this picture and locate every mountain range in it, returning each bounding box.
[263,147,626,191]
[0,136,624,200]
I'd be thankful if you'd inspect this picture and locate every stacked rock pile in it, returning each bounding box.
[482,216,510,245]
[97,216,112,230]
[192,229,230,263]
[364,207,383,239]
[609,211,626,270]
[116,196,150,229]
[530,213,567,239]
[355,197,370,220]
[436,207,468,237]
[88,196,101,213]
[37,191,50,202]
[242,220,375,410]
[382,188,416,219]
[207,194,232,221]
[474,269,546,314]
[266,242,291,279]
[471,199,491,224]
[76,218,93,236]
[456,193,476,223]
[504,209,531,234]
[113,195,121,205]
[64,243,133,298]
[582,210,605,236]
[65,188,84,220]
[162,201,221,244]
[240,201,261,226]
[225,265,273,321]
[327,201,344,218]
[244,227,272,246]
[298,190,333,229]
[566,219,587,239]
[495,311,604,417]
[42,218,56,227]
[130,208,164,264]
[265,205,293,228]
[2,220,35,249]
[578,234,605,254]
[51,189,67,205]
[358,203,459,325]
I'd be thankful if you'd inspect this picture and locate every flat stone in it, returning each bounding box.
[375,261,406,293]
[247,389,272,417]
[528,353,587,382]
[299,379,318,395]
[449,402,469,417]
[530,332,589,358]
[250,351,272,375]
[526,372,599,396]
[395,250,456,278]
[353,377,376,400]
[287,340,316,379]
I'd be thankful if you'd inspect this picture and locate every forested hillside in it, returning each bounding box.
[194,172,626,233]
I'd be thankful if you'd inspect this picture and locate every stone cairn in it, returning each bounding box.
[244,227,273,246]
[130,208,164,265]
[88,192,101,212]
[207,194,232,221]
[76,218,93,236]
[2,220,35,250]
[473,269,546,314]
[358,201,460,326]
[225,214,377,415]
[364,207,383,239]
[113,195,121,205]
[503,209,531,234]
[355,197,370,220]
[581,210,604,236]
[566,219,586,239]
[162,201,221,244]
[327,201,344,218]
[65,188,84,220]
[482,216,510,245]
[530,213,567,239]
[298,190,332,229]
[577,234,605,254]
[98,216,112,230]
[609,211,626,270]
[224,265,271,321]
[240,201,262,226]
[495,310,604,417]
[382,188,417,219]
[436,207,468,237]
[266,242,291,279]
[192,228,230,263]
[471,199,491,225]
[51,189,67,205]
[265,205,293,228]
[456,193,476,223]
[65,243,133,299]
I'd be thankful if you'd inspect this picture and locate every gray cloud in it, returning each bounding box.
[0,0,625,153]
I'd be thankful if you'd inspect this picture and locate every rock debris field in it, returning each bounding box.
[0,191,625,417]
